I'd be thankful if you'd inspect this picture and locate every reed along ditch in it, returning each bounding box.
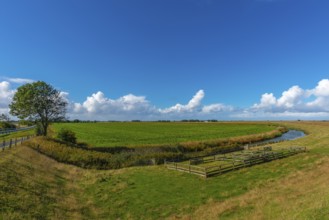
[249,130,306,147]
[85,129,307,167]
[27,129,306,170]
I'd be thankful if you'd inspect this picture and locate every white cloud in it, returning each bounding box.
[0,81,15,114]
[66,79,329,120]
[59,91,70,103]
[160,90,205,114]
[68,89,234,120]
[69,91,157,120]
[277,85,305,108]
[305,97,329,112]
[234,110,329,120]
[245,79,329,119]
[253,93,277,109]
[187,90,205,109]
[301,79,329,112]
[2,77,329,120]
[311,79,329,97]
[252,86,306,111]
[202,104,234,114]
[3,77,34,84]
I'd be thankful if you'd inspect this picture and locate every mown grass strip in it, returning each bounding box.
[52,122,281,147]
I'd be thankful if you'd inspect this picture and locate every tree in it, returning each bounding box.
[0,113,10,122]
[9,81,67,136]
[0,113,15,130]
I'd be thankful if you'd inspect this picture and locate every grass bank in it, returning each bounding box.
[25,125,286,170]
[77,121,329,219]
[0,129,34,140]
[0,145,96,219]
[2,121,328,219]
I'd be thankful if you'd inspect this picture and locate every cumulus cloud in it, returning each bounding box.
[68,89,233,120]
[69,91,157,120]
[159,90,233,117]
[277,85,304,109]
[0,81,15,114]
[3,77,34,84]
[160,90,205,114]
[2,77,329,120]
[252,85,306,111]
[245,79,329,118]
[202,104,234,114]
[253,93,277,109]
[305,79,329,112]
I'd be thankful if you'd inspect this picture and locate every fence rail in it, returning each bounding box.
[165,146,307,178]
[1,135,34,150]
[0,126,36,135]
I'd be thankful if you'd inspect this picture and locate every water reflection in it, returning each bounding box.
[251,130,305,146]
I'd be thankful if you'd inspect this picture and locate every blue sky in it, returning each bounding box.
[1,0,329,120]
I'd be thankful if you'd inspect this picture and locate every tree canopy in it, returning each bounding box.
[9,81,67,136]
[0,113,10,122]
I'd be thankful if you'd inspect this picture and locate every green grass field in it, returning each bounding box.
[51,122,278,147]
[0,129,34,141]
[2,121,329,219]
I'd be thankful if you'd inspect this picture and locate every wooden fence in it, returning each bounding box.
[0,126,35,135]
[1,135,34,150]
[165,146,307,178]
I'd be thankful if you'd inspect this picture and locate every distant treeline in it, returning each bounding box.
[56,119,220,123]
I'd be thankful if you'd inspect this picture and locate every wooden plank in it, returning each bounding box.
[166,146,307,178]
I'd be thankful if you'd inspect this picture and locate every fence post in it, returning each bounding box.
[9,139,12,148]
[15,138,17,146]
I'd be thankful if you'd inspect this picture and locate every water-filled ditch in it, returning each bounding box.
[250,129,305,146]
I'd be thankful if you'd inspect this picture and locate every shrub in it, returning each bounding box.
[57,128,77,144]
[19,120,35,126]
[26,137,112,169]
[0,121,16,129]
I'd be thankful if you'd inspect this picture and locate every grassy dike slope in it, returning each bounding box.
[68,121,329,219]
[182,121,329,219]
[0,146,97,219]
[1,121,329,219]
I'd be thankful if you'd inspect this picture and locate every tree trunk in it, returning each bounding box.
[42,122,48,136]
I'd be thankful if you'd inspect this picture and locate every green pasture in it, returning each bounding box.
[1,121,329,219]
[0,129,34,140]
[51,122,277,147]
